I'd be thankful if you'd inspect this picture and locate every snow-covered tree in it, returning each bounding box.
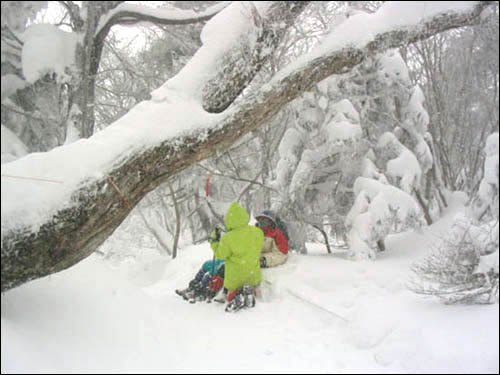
[271,91,365,253]
[404,5,499,193]
[410,213,499,305]
[1,2,69,153]
[1,2,491,292]
[344,45,448,258]
[411,133,499,304]
[270,6,440,257]
[375,132,422,195]
[345,176,425,259]
[1,1,229,154]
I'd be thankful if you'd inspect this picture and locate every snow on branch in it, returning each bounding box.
[1,1,492,292]
[149,1,309,113]
[95,1,231,38]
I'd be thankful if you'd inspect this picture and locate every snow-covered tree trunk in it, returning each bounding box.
[73,2,120,138]
[1,2,491,292]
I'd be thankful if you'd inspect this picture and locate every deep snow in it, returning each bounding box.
[1,193,498,373]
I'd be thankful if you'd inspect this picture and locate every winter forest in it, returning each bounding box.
[1,1,499,373]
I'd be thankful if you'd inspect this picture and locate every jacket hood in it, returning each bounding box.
[225,202,249,230]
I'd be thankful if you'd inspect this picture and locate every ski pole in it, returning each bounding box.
[211,226,222,275]
[206,174,217,276]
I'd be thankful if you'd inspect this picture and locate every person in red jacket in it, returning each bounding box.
[256,211,289,268]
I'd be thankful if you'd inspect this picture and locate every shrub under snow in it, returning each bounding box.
[410,214,499,305]
[411,134,499,305]
[345,176,425,259]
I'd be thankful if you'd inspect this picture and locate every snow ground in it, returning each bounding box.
[1,195,498,374]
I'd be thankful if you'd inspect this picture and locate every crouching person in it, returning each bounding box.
[210,202,264,312]
[256,211,289,268]
[175,259,225,302]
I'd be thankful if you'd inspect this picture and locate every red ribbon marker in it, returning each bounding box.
[205,175,211,197]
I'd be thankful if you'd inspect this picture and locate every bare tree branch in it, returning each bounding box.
[95,1,230,40]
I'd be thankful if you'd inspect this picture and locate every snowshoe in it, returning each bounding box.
[177,279,204,302]
[190,281,214,303]
[225,292,245,312]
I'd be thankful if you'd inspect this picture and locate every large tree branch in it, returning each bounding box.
[1,1,491,292]
[201,1,310,113]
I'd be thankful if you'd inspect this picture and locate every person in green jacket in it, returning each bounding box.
[210,202,264,311]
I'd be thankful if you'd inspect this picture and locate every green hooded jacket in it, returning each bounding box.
[210,202,264,291]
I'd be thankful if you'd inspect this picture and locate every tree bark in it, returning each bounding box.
[201,1,309,113]
[1,2,491,292]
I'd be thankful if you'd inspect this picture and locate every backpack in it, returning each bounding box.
[275,216,290,241]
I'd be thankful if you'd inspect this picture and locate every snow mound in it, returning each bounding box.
[2,229,498,373]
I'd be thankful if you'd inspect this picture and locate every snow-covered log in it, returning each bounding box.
[1,1,491,292]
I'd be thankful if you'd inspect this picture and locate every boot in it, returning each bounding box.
[225,290,245,312]
[191,282,208,302]
[175,284,196,300]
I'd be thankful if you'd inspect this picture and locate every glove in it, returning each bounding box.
[260,256,267,268]
[208,275,224,293]
[209,227,222,244]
